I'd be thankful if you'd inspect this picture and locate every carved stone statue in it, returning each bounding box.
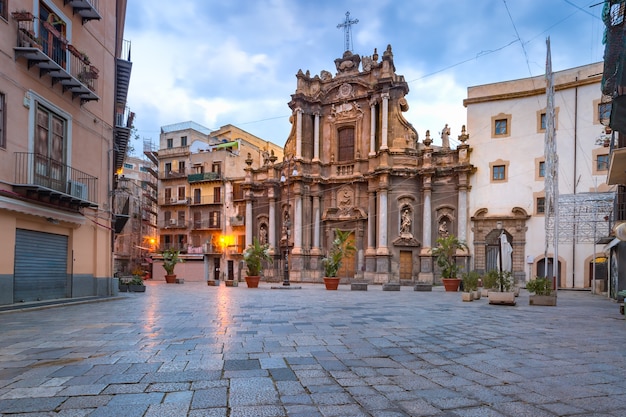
[259,224,267,245]
[438,220,449,238]
[400,207,412,236]
[441,124,450,149]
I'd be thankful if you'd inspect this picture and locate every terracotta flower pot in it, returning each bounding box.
[441,278,461,292]
[245,276,260,288]
[165,274,177,284]
[324,277,340,290]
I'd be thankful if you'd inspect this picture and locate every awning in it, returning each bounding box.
[0,195,85,226]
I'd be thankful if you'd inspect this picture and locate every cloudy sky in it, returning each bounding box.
[124,0,605,152]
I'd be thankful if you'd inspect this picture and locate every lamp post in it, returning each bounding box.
[280,157,298,286]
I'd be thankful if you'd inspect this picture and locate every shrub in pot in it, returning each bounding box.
[243,238,272,288]
[430,234,468,291]
[162,248,183,283]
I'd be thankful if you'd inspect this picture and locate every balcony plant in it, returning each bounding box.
[526,276,556,306]
[243,237,272,288]
[321,229,356,290]
[430,234,468,291]
[162,248,183,284]
[12,10,34,21]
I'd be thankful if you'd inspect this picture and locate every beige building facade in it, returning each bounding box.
[151,122,283,282]
[465,62,614,289]
[0,0,131,304]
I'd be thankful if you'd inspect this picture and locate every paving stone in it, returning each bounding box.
[0,284,624,416]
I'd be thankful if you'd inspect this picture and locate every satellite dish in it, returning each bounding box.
[614,223,626,241]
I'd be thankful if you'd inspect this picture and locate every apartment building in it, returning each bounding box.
[465,62,614,289]
[113,153,158,277]
[0,0,131,304]
[150,122,283,282]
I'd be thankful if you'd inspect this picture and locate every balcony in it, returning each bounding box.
[230,215,245,227]
[116,39,132,106]
[160,170,188,180]
[608,147,626,185]
[161,197,189,205]
[160,219,188,229]
[64,0,101,23]
[188,172,222,183]
[13,152,98,208]
[190,195,222,205]
[13,17,99,103]
[191,219,222,230]
[114,106,134,173]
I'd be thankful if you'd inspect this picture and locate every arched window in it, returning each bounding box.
[337,127,354,161]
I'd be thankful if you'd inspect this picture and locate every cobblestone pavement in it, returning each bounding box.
[0,282,625,417]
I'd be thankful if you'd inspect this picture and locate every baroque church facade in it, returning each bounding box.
[243,46,474,284]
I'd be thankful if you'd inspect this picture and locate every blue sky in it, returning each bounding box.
[124,0,605,151]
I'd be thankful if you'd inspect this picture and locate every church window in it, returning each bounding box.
[337,127,355,161]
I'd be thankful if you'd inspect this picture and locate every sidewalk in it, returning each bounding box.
[0,282,624,416]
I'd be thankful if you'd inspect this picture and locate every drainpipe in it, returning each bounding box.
[572,79,578,288]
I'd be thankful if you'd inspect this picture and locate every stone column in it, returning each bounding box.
[419,174,434,283]
[422,179,432,249]
[311,193,321,255]
[458,185,468,243]
[268,194,276,254]
[376,187,388,255]
[369,100,376,156]
[245,198,253,248]
[380,92,389,150]
[292,191,303,255]
[296,108,302,159]
[313,112,320,162]
[367,191,376,255]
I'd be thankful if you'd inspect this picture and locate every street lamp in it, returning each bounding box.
[280,158,298,286]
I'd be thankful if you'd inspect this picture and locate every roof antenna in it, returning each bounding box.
[337,11,358,52]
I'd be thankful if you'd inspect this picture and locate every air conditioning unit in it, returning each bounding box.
[68,180,88,200]
[169,218,177,225]
[170,197,177,203]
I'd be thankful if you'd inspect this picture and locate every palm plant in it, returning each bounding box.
[430,234,468,278]
[322,229,356,277]
[162,248,183,275]
[243,238,273,276]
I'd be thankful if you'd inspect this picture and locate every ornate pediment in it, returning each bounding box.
[392,236,421,247]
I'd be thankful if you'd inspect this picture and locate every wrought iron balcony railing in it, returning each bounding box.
[13,17,99,102]
[14,152,98,206]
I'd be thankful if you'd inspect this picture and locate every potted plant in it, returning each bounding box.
[487,270,516,305]
[461,270,480,301]
[526,276,556,306]
[129,275,146,293]
[430,234,468,291]
[243,237,273,288]
[162,248,183,284]
[321,229,356,290]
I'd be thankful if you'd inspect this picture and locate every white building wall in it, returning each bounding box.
[467,62,613,288]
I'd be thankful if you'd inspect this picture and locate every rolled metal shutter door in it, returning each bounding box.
[14,229,69,302]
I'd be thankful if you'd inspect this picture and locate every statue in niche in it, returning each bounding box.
[438,219,450,238]
[259,224,268,245]
[441,124,451,148]
[400,206,412,236]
